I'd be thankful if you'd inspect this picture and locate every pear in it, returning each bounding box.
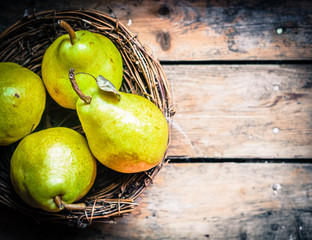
[69,69,168,173]
[0,62,46,146]
[10,127,97,212]
[41,20,123,109]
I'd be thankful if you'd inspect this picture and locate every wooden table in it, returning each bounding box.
[1,0,312,239]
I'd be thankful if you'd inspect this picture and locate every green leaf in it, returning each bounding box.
[96,75,121,99]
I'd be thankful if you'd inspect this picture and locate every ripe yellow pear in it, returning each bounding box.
[69,69,168,173]
[0,62,46,145]
[10,127,97,212]
[42,20,123,109]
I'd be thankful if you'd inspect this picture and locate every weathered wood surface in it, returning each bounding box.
[97,163,312,239]
[167,64,312,159]
[0,163,312,239]
[0,0,312,61]
[0,1,312,240]
[0,0,311,159]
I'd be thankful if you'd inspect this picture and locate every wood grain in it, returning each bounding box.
[105,0,312,61]
[2,163,310,240]
[166,64,312,159]
[0,0,312,61]
[101,163,312,240]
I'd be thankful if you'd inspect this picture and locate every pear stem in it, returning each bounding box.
[54,196,86,211]
[54,196,64,210]
[58,20,77,45]
[75,72,98,82]
[69,68,92,104]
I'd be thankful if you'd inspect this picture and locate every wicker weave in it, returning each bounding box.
[0,9,174,227]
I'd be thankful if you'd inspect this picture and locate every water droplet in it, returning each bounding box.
[272,127,279,134]
[276,27,283,34]
[273,85,280,91]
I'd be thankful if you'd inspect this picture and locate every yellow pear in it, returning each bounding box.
[42,20,123,109]
[69,69,168,173]
[0,62,46,145]
[10,127,97,212]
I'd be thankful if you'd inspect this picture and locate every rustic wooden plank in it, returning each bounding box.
[2,163,311,239]
[92,163,312,240]
[0,0,312,61]
[105,0,312,61]
[166,64,312,159]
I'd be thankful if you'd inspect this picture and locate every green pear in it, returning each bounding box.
[69,69,168,173]
[0,62,46,146]
[42,20,123,109]
[10,127,97,212]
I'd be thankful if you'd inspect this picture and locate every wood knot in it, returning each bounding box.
[157,32,171,51]
[158,4,171,17]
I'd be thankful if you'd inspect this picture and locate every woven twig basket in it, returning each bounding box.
[0,9,174,227]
